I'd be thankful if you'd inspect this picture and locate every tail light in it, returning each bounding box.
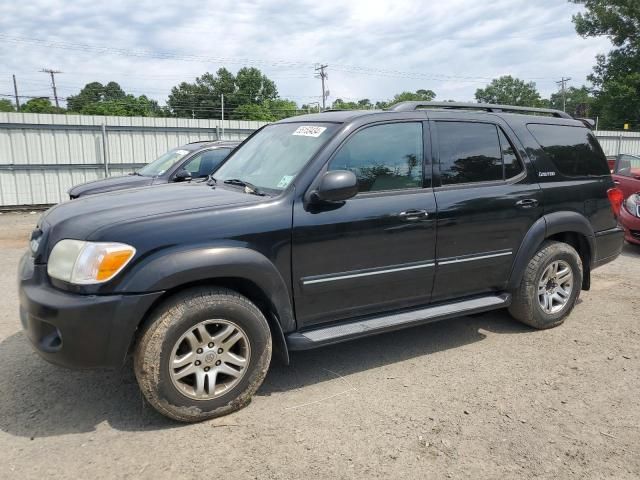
[607,187,624,217]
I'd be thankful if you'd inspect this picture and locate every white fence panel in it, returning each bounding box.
[0,113,264,207]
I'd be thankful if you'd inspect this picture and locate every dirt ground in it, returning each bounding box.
[0,211,638,479]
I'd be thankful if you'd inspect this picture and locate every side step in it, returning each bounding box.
[286,293,511,350]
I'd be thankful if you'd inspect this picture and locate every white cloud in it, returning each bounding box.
[0,0,614,108]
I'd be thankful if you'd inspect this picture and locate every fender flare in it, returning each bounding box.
[507,211,595,290]
[118,245,294,363]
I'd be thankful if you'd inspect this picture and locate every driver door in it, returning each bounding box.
[291,121,437,328]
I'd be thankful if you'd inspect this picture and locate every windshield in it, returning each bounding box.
[138,148,191,177]
[214,123,338,192]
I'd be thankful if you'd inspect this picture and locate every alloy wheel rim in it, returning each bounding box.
[537,260,573,315]
[169,319,251,400]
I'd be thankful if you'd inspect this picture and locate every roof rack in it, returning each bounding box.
[389,101,573,119]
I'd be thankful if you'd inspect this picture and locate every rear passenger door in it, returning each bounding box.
[430,116,542,302]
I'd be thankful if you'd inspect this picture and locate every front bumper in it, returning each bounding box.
[619,206,640,245]
[18,253,163,369]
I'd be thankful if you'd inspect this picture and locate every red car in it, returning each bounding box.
[611,154,640,245]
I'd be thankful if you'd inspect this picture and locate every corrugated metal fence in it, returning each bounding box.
[0,112,265,207]
[593,130,640,157]
[1,114,639,208]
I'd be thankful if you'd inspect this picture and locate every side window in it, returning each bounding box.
[328,122,423,193]
[498,128,524,179]
[616,155,640,177]
[437,122,502,185]
[527,124,610,177]
[182,149,231,178]
[182,153,202,177]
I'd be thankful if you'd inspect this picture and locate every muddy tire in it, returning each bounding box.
[134,287,272,422]
[508,241,582,329]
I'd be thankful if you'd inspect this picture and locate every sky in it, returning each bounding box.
[0,0,614,110]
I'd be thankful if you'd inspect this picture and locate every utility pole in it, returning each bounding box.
[12,74,20,110]
[314,64,329,110]
[221,93,225,139]
[41,68,62,109]
[556,77,572,112]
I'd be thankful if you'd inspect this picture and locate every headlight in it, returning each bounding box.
[624,194,640,218]
[47,240,136,284]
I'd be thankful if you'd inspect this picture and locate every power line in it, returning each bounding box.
[41,68,62,108]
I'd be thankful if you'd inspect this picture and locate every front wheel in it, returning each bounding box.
[134,287,272,422]
[509,241,583,329]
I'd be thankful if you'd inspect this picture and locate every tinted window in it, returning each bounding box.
[437,122,502,185]
[527,124,610,177]
[183,149,232,178]
[328,122,423,193]
[616,154,640,178]
[498,128,524,179]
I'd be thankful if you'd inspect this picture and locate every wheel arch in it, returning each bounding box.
[508,211,595,291]
[121,246,293,365]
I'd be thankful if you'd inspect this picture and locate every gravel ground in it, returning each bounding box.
[0,211,638,479]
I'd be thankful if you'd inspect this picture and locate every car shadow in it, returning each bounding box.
[621,242,640,259]
[0,309,530,438]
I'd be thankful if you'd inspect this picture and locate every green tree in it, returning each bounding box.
[376,89,436,109]
[331,98,374,110]
[571,0,640,129]
[265,99,301,120]
[475,76,543,106]
[232,103,274,121]
[67,81,159,117]
[167,67,281,120]
[20,98,65,114]
[0,99,15,112]
[548,85,595,117]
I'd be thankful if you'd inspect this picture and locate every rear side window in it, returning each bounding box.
[436,122,523,185]
[527,124,609,177]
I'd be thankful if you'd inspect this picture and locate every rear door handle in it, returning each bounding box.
[399,209,429,220]
[515,199,539,209]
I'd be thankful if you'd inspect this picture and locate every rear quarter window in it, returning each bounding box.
[527,124,610,177]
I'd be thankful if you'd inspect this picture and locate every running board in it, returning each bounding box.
[287,293,511,350]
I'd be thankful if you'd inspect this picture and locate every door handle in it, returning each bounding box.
[398,209,429,220]
[613,180,620,185]
[515,199,539,209]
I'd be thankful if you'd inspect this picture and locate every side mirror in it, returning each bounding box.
[173,169,192,183]
[311,170,358,203]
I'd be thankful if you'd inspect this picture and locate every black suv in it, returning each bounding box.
[19,102,624,422]
[68,140,239,198]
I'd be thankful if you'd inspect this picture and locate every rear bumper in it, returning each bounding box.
[592,226,625,269]
[619,206,640,245]
[18,253,163,369]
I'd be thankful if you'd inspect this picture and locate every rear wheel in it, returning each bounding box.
[509,241,583,329]
[134,287,272,422]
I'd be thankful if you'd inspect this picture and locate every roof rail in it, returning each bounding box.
[389,101,573,119]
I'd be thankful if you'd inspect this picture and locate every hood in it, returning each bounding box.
[40,183,262,250]
[68,175,155,197]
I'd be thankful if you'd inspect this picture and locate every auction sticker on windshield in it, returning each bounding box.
[292,126,327,138]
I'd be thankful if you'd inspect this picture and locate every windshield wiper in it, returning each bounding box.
[223,179,267,196]
[129,171,142,176]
